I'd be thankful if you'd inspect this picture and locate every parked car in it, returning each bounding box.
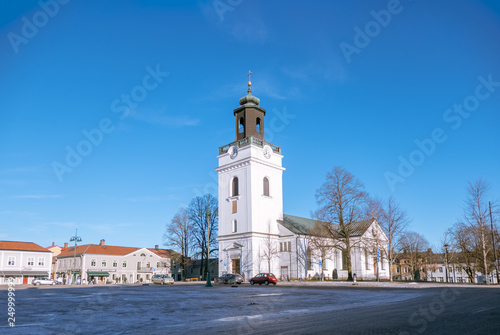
[32,277,56,286]
[215,273,243,284]
[151,274,174,285]
[250,273,278,285]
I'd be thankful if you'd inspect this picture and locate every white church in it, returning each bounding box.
[216,76,389,281]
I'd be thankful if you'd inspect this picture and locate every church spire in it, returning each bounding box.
[239,70,260,106]
[234,71,266,141]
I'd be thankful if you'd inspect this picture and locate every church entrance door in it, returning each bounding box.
[232,259,240,274]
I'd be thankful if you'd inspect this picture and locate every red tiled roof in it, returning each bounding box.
[0,241,52,252]
[148,248,170,258]
[58,244,139,257]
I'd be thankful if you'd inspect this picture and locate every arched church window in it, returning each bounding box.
[307,247,312,270]
[263,177,269,196]
[239,117,244,134]
[232,220,237,233]
[256,118,261,133]
[232,177,239,197]
[342,250,348,270]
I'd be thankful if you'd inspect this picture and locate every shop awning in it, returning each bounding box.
[87,271,110,277]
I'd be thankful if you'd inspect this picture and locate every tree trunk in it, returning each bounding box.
[481,225,488,276]
[388,246,393,282]
[200,252,205,280]
[346,245,353,281]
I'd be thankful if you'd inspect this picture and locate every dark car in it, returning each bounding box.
[215,273,243,284]
[250,273,278,285]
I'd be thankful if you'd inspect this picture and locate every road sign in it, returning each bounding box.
[319,260,322,266]
[377,250,380,262]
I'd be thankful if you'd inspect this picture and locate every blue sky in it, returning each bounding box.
[0,0,499,250]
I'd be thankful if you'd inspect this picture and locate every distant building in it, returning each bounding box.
[183,258,218,281]
[56,239,171,284]
[0,241,52,284]
[45,242,69,280]
[393,250,498,284]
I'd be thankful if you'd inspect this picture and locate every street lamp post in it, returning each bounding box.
[444,244,449,283]
[489,201,500,285]
[199,210,213,287]
[70,229,82,285]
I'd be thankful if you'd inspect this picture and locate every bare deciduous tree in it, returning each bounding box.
[446,223,481,282]
[163,207,193,280]
[399,231,430,280]
[309,222,335,280]
[462,179,493,276]
[260,221,279,273]
[372,197,411,281]
[314,166,369,281]
[188,194,218,280]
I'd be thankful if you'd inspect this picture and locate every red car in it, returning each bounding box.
[250,273,278,285]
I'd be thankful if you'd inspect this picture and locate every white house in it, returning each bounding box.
[0,241,52,284]
[217,78,389,281]
[56,239,171,284]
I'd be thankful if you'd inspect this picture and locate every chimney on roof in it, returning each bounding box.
[155,245,159,250]
[64,242,68,248]
[100,239,105,246]
[52,242,55,247]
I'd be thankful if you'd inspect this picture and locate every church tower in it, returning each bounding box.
[216,72,284,279]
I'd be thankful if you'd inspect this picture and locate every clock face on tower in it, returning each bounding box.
[229,145,238,159]
[263,145,272,159]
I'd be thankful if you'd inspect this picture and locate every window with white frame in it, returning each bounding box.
[8,256,15,266]
[156,262,160,268]
[122,260,127,268]
[232,220,237,233]
[38,257,45,266]
[102,260,107,267]
[27,257,34,266]
[113,260,118,267]
[91,259,96,266]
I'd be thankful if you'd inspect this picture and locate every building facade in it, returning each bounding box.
[0,241,52,284]
[217,78,389,281]
[56,240,171,284]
